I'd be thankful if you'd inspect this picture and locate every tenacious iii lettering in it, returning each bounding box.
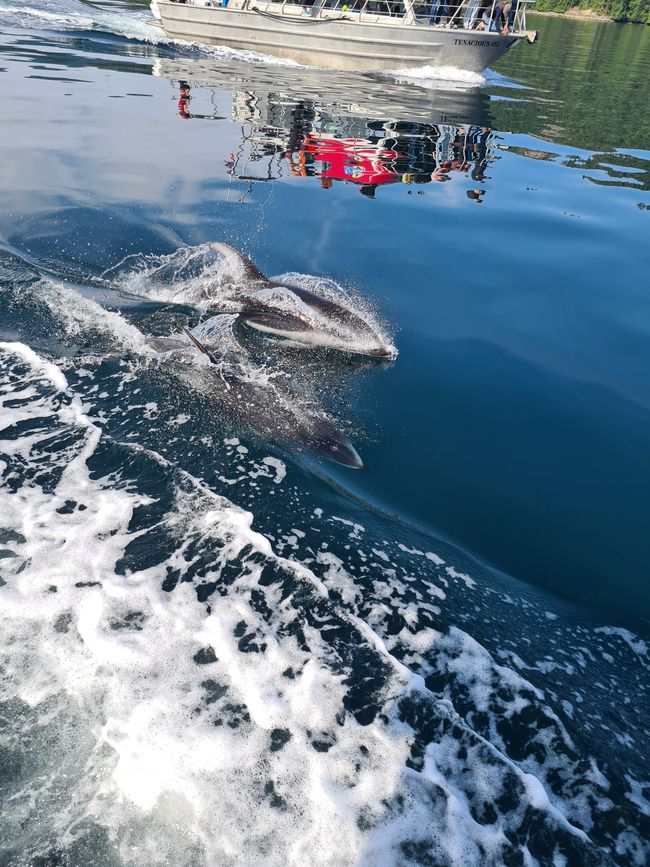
[454,38,500,47]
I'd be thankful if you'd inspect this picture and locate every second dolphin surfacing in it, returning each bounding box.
[180,328,364,470]
[209,243,397,360]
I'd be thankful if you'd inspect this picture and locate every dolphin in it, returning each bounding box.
[181,328,364,470]
[208,242,396,360]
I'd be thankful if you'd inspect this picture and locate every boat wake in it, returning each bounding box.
[1,248,649,866]
[0,0,154,41]
[0,0,303,66]
[386,64,486,89]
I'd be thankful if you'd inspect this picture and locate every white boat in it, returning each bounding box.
[150,0,538,74]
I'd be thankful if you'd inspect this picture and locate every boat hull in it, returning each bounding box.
[155,1,522,73]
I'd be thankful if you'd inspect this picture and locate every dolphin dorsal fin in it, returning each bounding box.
[183,327,221,365]
[209,242,270,284]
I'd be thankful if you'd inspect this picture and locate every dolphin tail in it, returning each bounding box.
[182,327,221,365]
[208,242,270,284]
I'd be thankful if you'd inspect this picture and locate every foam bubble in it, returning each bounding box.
[261,456,287,483]
[594,626,648,658]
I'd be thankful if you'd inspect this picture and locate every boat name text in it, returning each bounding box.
[453,38,500,47]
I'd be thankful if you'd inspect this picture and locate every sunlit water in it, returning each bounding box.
[0,2,649,865]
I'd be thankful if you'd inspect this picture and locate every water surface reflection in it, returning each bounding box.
[156,59,498,201]
[155,55,650,207]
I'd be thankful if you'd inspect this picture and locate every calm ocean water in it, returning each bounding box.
[1,2,649,865]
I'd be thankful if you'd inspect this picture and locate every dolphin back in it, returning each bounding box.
[272,279,377,340]
[209,243,395,360]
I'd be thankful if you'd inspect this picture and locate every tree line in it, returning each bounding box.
[533,0,650,24]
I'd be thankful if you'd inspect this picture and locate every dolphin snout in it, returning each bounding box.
[311,421,364,470]
[324,438,364,470]
[336,442,364,470]
[366,345,398,361]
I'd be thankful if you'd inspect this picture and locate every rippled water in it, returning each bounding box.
[1,3,649,866]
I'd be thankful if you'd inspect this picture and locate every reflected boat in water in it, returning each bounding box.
[153,54,650,202]
[152,56,489,124]
[228,95,495,198]
[153,56,496,199]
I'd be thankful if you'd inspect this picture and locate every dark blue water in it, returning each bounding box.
[0,3,649,866]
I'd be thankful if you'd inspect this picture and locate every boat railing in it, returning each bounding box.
[309,0,532,33]
[425,0,534,34]
[347,0,534,32]
[179,0,534,35]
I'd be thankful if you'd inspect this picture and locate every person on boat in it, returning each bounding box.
[463,0,481,28]
[477,0,505,31]
[472,0,489,27]
[445,0,462,25]
[501,0,518,34]
[377,0,398,15]
[428,0,447,25]
[429,0,463,25]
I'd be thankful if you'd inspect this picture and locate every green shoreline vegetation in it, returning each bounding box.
[532,0,650,25]
[492,15,650,153]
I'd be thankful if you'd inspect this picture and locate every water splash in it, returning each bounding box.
[387,65,486,88]
[106,244,397,360]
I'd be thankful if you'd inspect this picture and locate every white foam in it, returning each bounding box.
[624,775,650,817]
[0,340,68,391]
[262,456,287,484]
[0,1,152,42]
[594,626,648,658]
[330,516,365,539]
[446,565,476,589]
[386,65,485,88]
[0,344,408,863]
[0,340,648,865]
[1,348,457,864]
[35,275,150,354]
